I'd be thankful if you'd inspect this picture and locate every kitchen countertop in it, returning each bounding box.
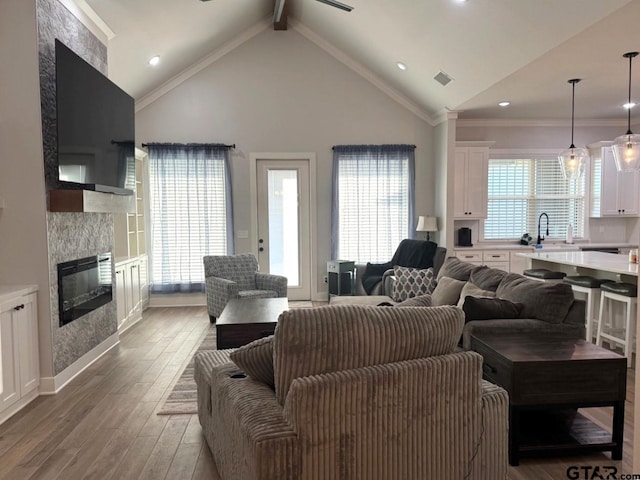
[516,251,638,277]
[454,242,636,251]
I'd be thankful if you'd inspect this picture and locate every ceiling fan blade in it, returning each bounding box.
[316,0,354,12]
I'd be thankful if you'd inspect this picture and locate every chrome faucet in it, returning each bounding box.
[537,213,549,245]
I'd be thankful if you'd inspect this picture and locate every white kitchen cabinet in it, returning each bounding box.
[455,250,483,265]
[482,250,510,272]
[454,145,489,219]
[0,290,39,415]
[589,142,639,217]
[115,255,148,332]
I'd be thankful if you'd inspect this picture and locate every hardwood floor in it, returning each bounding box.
[0,305,635,479]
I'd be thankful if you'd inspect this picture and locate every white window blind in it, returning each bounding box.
[485,157,585,240]
[148,145,231,292]
[333,146,414,263]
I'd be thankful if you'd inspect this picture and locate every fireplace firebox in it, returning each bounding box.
[58,253,113,326]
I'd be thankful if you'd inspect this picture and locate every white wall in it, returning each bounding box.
[0,0,53,377]
[136,28,434,299]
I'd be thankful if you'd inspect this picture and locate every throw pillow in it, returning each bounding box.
[456,281,496,307]
[437,257,478,282]
[462,296,525,321]
[496,273,574,324]
[392,266,436,302]
[469,266,508,292]
[430,276,467,306]
[394,294,433,307]
[229,336,274,388]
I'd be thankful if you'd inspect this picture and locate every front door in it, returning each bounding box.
[256,159,311,300]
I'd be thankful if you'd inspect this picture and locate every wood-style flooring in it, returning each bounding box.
[0,305,635,479]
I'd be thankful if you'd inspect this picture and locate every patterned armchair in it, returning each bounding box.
[203,253,288,323]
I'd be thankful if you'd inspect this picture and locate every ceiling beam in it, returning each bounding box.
[273,0,288,30]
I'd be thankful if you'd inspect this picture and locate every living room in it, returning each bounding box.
[2,0,640,478]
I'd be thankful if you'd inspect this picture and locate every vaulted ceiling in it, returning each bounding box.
[81,0,640,123]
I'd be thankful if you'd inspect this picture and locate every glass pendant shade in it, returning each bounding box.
[612,132,640,171]
[558,78,588,180]
[559,146,589,180]
[613,52,640,171]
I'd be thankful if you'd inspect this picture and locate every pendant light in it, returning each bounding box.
[558,79,588,180]
[612,52,640,171]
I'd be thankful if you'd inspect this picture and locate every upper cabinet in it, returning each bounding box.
[114,149,149,259]
[589,142,639,217]
[453,143,490,219]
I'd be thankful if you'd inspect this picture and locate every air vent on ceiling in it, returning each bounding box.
[434,71,453,86]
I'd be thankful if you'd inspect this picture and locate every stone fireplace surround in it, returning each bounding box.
[37,0,117,377]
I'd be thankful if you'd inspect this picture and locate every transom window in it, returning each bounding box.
[484,156,586,240]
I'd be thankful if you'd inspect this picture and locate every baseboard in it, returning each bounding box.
[149,293,206,307]
[0,389,40,425]
[39,332,120,395]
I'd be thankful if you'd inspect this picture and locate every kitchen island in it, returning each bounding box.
[516,251,638,284]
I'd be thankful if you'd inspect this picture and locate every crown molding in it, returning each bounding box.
[432,109,460,125]
[456,118,629,128]
[135,18,272,112]
[290,19,435,126]
[60,0,115,43]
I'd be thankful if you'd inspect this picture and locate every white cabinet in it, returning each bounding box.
[589,142,640,217]
[115,255,148,332]
[482,250,509,272]
[455,250,483,265]
[0,290,39,415]
[510,249,534,274]
[454,145,489,219]
[114,149,148,258]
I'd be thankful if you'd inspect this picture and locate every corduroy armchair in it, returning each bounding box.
[195,305,509,479]
[203,253,287,323]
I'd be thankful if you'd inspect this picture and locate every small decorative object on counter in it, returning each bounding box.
[520,233,533,245]
[566,224,573,244]
[629,249,638,263]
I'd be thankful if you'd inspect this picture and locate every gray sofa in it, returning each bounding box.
[435,257,586,348]
[195,305,509,480]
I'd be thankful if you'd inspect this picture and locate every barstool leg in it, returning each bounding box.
[596,291,606,347]
[585,289,593,342]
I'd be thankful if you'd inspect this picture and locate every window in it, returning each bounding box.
[148,144,233,293]
[484,156,585,240]
[331,145,415,262]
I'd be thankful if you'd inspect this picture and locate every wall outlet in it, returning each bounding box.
[323,276,328,284]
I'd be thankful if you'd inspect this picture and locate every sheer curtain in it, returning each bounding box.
[331,144,415,262]
[147,143,234,293]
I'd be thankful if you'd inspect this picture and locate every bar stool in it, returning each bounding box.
[596,282,638,367]
[523,268,566,282]
[563,276,611,342]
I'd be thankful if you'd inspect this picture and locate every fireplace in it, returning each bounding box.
[58,253,113,326]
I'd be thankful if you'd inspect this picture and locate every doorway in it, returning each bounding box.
[251,154,315,300]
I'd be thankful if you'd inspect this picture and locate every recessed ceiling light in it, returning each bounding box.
[397,62,407,71]
[624,102,636,109]
[498,101,510,107]
[148,56,160,66]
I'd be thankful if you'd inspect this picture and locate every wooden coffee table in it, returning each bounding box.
[470,332,626,466]
[216,298,288,349]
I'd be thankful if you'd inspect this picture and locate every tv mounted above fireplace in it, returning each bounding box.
[55,39,135,196]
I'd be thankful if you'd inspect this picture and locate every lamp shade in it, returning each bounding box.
[612,133,640,171]
[558,146,588,180]
[613,52,640,171]
[558,78,588,180]
[416,216,438,232]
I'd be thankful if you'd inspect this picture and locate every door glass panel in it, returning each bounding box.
[268,169,299,285]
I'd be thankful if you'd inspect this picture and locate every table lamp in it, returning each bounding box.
[416,216,438,241]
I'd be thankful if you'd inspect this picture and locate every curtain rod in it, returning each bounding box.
[332,144,416,150]
[141,142,236,149]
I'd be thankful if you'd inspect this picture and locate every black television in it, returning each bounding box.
[55,39,135,195]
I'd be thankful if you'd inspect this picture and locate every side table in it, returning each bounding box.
[470,332,626,466]
[327,260,356,299]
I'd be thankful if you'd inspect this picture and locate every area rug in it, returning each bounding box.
[157,299,315,415]
[157,326,217,415]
